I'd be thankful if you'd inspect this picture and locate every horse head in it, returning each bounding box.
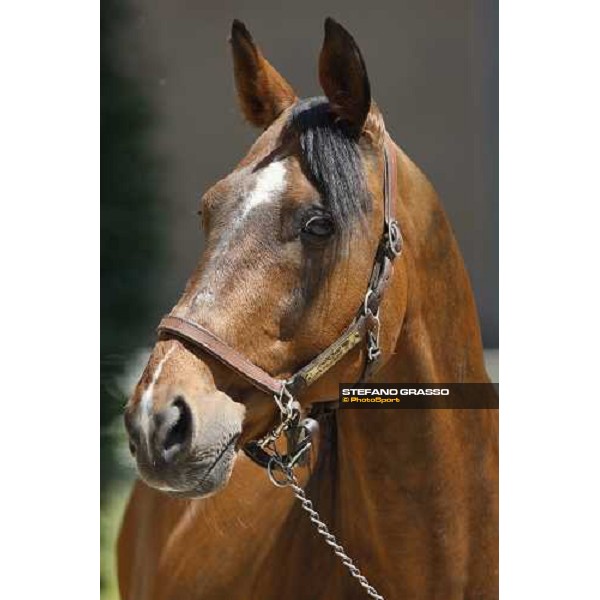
[124,19,405,498]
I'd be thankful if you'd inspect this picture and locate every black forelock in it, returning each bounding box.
[288,97,371,230]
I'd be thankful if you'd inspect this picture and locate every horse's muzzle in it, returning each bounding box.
[124,389,245,497]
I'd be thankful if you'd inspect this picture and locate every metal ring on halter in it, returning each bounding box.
[363,289,380,317]
[387,220,402,257]
[267,456,294,487]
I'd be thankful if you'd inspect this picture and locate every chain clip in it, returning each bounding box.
[363,289,382,364]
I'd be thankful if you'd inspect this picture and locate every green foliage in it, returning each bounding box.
[101,482,133,600]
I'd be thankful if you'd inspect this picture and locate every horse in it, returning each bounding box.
[118,18,498,600]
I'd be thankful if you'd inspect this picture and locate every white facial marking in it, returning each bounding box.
[240,160,287,219]
[192,289,215,305]
[139,345,176,437]
[193,160,287,307]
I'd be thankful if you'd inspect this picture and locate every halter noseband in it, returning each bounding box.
[157,134,402,468]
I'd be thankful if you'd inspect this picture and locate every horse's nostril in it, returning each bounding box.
[162,397,192,459]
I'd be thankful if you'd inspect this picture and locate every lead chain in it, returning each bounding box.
[259,372,386,599]
[257,385,298,449]
[270,458,385,600]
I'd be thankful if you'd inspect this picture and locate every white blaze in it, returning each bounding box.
[139,345,176,436]
[239,160,287,219]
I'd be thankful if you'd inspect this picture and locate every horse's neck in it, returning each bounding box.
[319,405,497,590]
[311,145,496,560]
[386,145,489,383]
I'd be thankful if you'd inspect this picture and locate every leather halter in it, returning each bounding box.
[157,134,402,463]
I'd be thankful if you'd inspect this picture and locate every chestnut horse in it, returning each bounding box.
[118,19,498,600]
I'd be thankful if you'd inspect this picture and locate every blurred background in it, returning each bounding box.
[101,1,498,598]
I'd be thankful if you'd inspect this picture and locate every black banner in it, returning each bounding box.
[338,383,498,409]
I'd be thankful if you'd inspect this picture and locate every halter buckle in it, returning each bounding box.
[386,220,403,258]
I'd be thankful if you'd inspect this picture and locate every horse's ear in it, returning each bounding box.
[319,18,371,135]
[229,20,297,129]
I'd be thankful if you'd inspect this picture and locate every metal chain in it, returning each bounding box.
[269,457,385,600]
[258,343,385,599]
[256,385,299,449]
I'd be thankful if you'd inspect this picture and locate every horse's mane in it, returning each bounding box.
[288,97,371,232]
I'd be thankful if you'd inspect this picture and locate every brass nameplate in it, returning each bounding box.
[302,329,362,385]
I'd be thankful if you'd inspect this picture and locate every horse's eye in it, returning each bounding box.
[302,215,335,241]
